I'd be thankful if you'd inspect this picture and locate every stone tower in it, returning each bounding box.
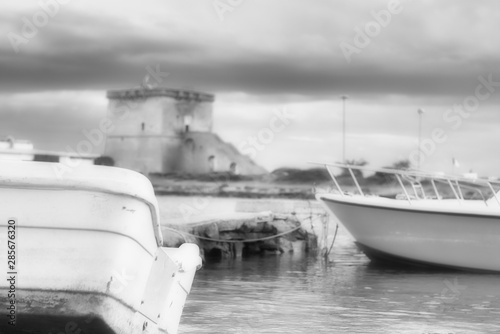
[104,88,266,175]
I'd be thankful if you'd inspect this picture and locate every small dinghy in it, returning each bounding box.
[0,161,201,334]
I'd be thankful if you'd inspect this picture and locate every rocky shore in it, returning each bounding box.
[149,168,331,200]
[153,180,316,199]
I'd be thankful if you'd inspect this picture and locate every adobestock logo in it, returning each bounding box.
[213,0,245,21]
[7,0,74,53]
[52,64,169,179]
[52,119,114,179]
[408,74,500,168]
[339,0,410,63]
[238,107,296,159]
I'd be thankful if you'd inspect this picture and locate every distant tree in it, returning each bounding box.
[345,159,368,167]
[371,159,411,184]
[339,159,368,179]
[271,168,331,183]
[389,159,411,170]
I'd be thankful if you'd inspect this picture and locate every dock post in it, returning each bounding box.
[291,240,306,254]
[234,242,244,259]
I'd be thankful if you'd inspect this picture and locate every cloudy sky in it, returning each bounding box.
[2,0,500,175]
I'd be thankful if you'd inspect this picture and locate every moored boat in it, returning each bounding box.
[0,161,201,334]
[316,163,500,272]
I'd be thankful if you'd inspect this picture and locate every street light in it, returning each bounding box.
[417,108,425,170]
[341,95,349,163]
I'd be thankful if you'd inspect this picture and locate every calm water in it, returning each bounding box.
[178,228,500,334]
[156,196,500,333]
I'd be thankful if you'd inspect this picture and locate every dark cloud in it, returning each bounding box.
[2,0,500,99]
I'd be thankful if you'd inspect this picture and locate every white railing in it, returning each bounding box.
[314,162,500,207]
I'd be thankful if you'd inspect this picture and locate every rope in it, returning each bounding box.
[162,226,189,243]
[168,225,302,243]
[325,224,339,258]
[306,200,315,234]
[163,212,324,244]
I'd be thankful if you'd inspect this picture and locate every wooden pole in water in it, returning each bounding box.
[325,224,339,259]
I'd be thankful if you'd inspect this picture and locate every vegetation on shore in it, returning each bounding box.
[149,159,495,200]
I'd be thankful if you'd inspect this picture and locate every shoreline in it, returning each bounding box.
[151,177,320,200]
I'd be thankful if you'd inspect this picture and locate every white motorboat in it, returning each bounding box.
[316,163,500,272]
[0,161,201,334]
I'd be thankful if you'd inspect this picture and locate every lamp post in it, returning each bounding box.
[417,108,425,170]
[341,95,348,163]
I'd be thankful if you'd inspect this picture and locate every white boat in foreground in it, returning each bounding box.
[0,161,201,334]
[316,163,500,272]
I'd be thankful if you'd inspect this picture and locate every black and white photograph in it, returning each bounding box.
[1,0,500,333]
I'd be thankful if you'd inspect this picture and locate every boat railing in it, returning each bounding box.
[314,162,500,207]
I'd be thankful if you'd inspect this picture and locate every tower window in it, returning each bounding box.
[141,122,145,131]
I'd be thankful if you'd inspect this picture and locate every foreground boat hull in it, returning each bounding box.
[0,290,146,334]
[0,161,201,334]
[318,195,500,272]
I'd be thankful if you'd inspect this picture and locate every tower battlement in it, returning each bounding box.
[107,88,215,102]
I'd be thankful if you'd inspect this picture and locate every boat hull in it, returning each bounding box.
[0,161,201,334]
[318,195,500,272]
[0,290,148,334]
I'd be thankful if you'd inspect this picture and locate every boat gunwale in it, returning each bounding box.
[317,193,500,220]
[0,177,163,247]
